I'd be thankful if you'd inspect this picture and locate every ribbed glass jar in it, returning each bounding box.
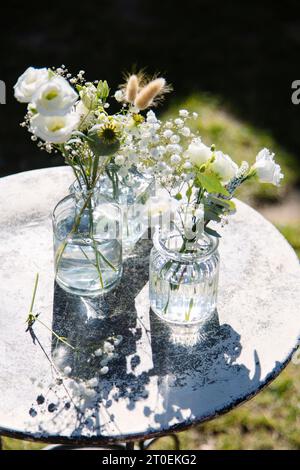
[149,230,220,325]
[53,189,122,297]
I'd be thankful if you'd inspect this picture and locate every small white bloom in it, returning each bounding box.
[252,148,284,186]
[114,90,124,102]
[33,76,78,116]
[170,134,180,144]
[63,366,72,376]
[184,140,212,166]
[163,129,173,139]
[192,112,198,120]
[181,127,191,137]
[183,161,192,170]
[84,389,97,399]
[100,358,109,367]
[103,341,114,353]
[211,151,238,183]
[156,145,166,156]
[150,147,160,159]
[146,110,158,123]
[165,121,174,129]
[113,335,123,346]
[31,112,79,143]
[166,144,182,154]
[170,154,181,165]
[94,348,102,357]
[174,118,184,128]
[115,154,125,166]
[14,67,49,103]
[179,109,189,117]
[86,377,98,388]
[100,366,109,375]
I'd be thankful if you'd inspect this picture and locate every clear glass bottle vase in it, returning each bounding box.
[70,166,155,256]
[149,228,220,325]
[98,165,155,256]
[52,188,122,297]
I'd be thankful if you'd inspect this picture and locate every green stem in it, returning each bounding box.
[29,273,39,314]
[55,193,92,273]
[88,198,104,289]
[35,317,75,350]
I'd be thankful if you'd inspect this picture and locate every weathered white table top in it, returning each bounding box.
[0,167,299,445]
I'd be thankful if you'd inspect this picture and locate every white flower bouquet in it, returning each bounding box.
[15,65,284,318]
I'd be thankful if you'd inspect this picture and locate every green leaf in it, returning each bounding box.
[206,195,236,212]
[174,193,182,200]
[204,226,222,238]
[186,186,193,199]
[204,210,221,223]
[197,173,230,197]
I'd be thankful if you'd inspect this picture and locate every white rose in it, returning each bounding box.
[30,112,79,143]
[211,151,238,183]
[184,139,212,166]
[252,148,284,186]
[32,76,78,116]
[14,67,49,103]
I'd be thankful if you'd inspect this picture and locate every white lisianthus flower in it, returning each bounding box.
[252,148,284,186]
[32,76,78,116]
[14,67,49,103]
[211,151,238,183]
[30,112,79,143]
[184,139,212,166]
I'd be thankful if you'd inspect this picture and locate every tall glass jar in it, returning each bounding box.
[149,229,220,325]
[70,166,155,256]
[98,165,155,256]
[53,188,122,297]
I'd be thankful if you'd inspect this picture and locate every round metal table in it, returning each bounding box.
[0,167,299,450]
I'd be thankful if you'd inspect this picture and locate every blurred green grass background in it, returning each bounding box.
[2,94,300,450]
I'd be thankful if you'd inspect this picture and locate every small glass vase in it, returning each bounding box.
[98,165,155,256]
[52,188,122,297]
[149,229,220,325]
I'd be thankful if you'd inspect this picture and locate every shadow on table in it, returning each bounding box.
[28,238,264,439]
[37,239,153,437]
[145,309,262,431]
[50,240,152,381]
